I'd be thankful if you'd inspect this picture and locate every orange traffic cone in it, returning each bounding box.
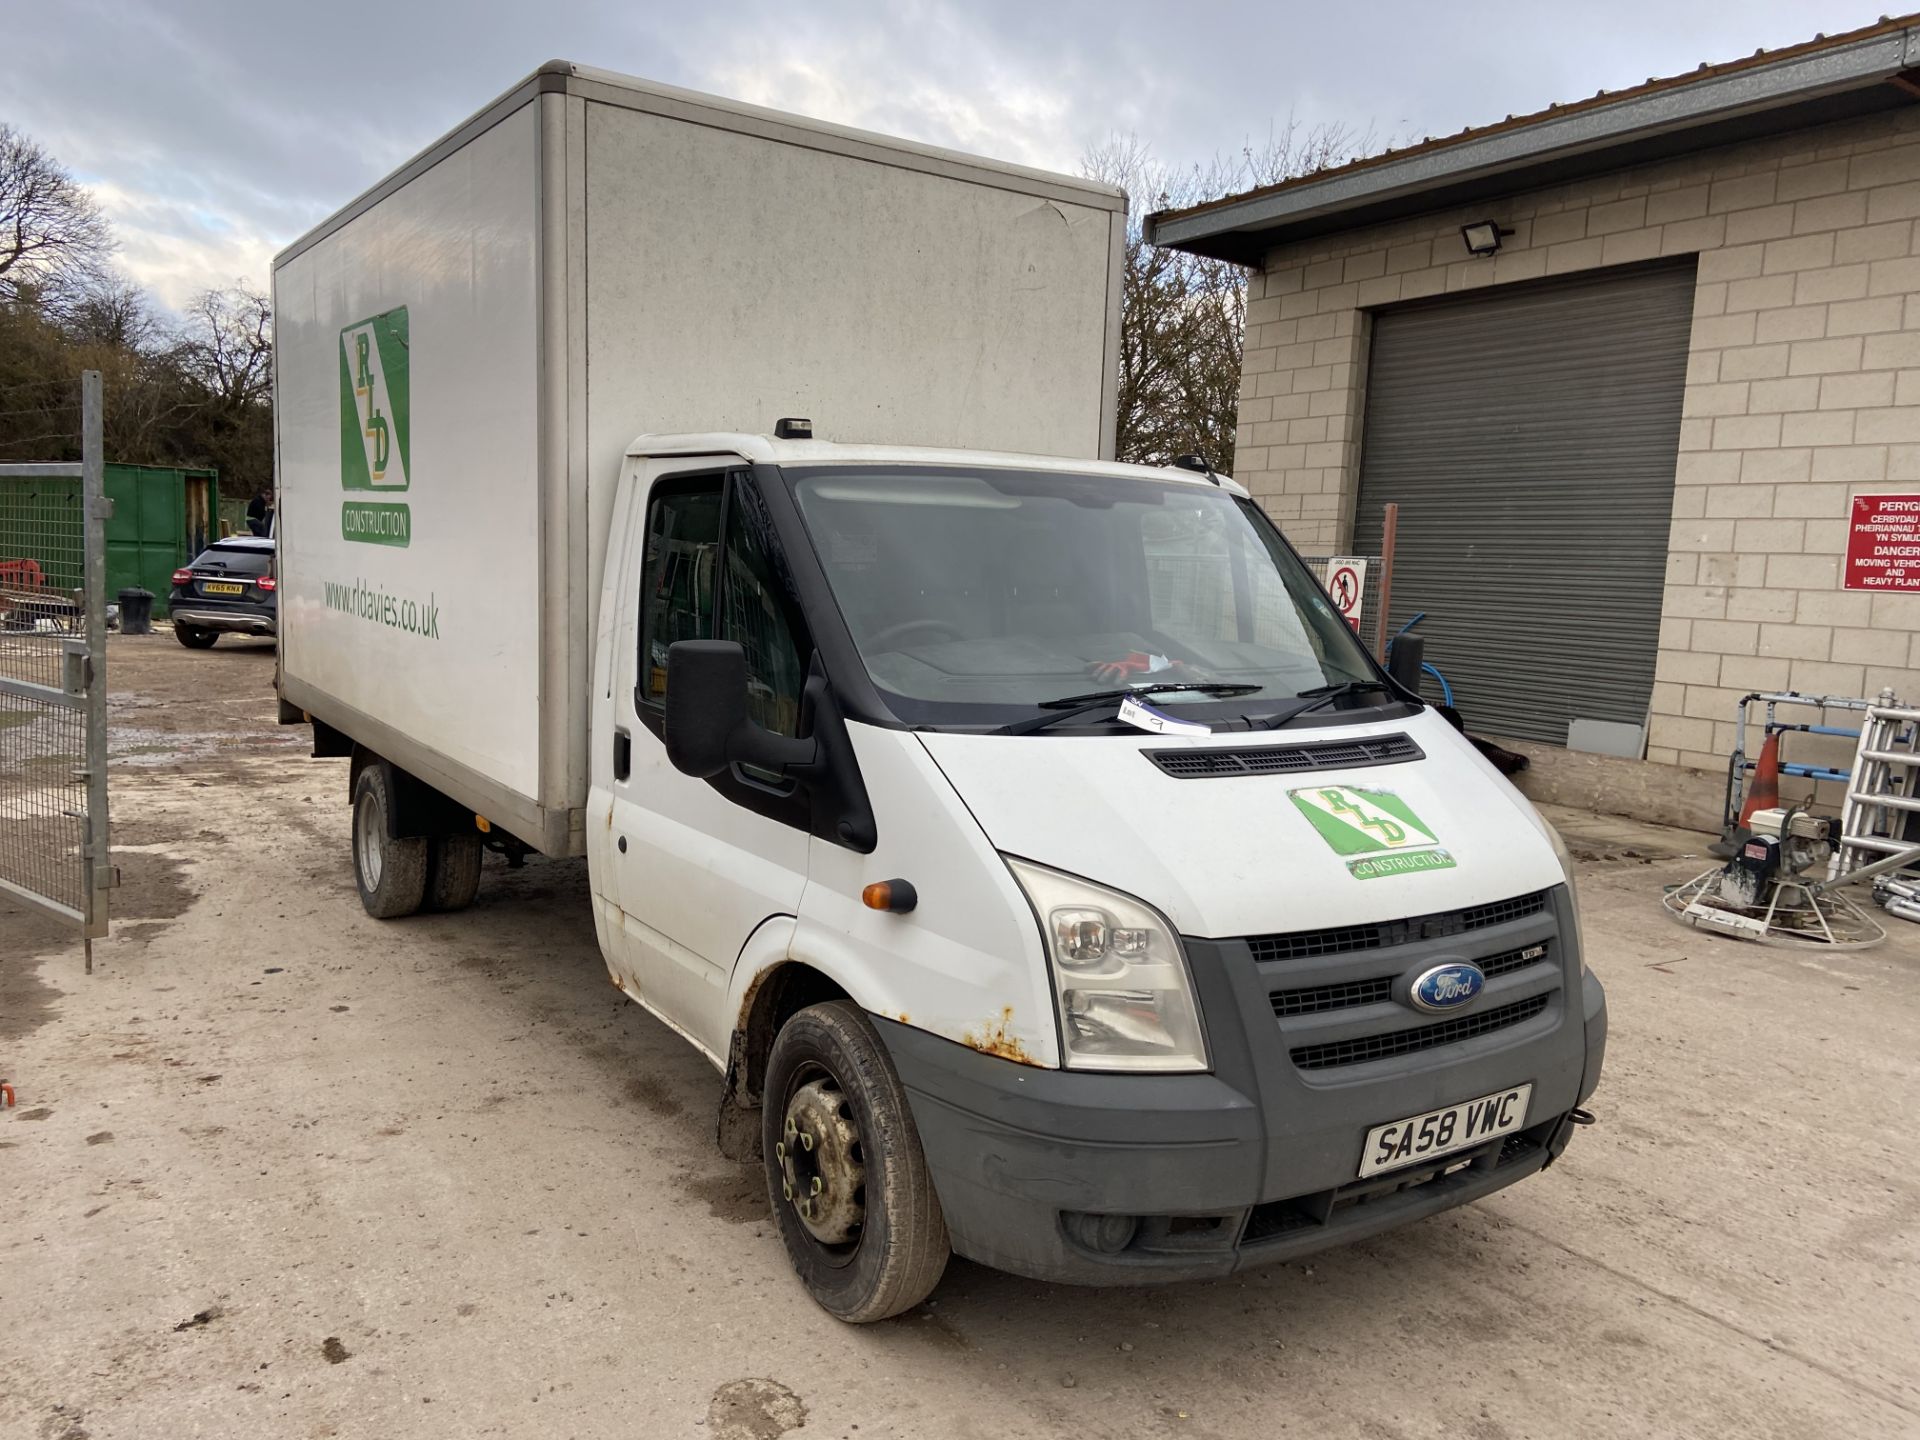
[1739,732,1781,825]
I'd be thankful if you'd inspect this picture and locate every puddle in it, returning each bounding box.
[110,723,306,768]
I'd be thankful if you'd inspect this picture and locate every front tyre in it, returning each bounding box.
[762,1001,949,1322]
[175,625,217,649]
[351,765,428,919]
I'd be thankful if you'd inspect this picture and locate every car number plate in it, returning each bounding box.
[1358,1083,1532,1178]
[202,582,243,595]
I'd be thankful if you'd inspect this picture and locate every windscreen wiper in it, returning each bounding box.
[1248,678,1394,731]
[995,683,1261,737]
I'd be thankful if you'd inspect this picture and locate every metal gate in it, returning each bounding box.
[0,371,112,964]
[1353,262,1695,749]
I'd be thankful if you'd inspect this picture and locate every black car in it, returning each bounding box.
[169,537,277,647]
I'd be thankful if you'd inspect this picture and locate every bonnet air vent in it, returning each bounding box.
[1145,733,1422,780]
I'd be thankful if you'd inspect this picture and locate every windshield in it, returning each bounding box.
[787,466,1383,729]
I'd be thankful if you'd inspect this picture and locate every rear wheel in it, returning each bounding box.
[424,833,484,912]
[762,1001,949,1322]
[175,625,217,649]
[352,765,428,918]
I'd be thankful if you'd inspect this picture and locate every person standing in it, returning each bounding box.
[246,484,274,537]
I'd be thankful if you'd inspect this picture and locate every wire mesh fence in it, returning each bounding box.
[0,696,87,916]
[0,370,109,945]
[0,472,87,681]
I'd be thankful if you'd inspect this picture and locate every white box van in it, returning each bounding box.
[275,65,1605,1322]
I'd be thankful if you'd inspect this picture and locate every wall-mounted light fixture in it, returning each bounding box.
[1461,220,1513,257]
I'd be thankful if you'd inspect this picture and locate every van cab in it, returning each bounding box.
[584,433,1606,1320]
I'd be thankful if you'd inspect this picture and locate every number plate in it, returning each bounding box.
[1358,1083,1532,1178]
[202,582,243,595]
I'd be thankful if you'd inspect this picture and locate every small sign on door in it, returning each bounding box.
[1325,557,1368,633]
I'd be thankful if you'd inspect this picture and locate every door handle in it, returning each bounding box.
[613,726,631,782]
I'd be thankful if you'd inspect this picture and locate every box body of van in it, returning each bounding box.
[273,62,1125,857]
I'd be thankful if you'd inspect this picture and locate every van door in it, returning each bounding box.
[603,463,815,1060]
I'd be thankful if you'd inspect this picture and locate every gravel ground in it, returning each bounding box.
[2,633,1917,1440]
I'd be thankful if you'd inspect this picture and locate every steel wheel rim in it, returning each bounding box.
[776,1066,867,1264]
[356,788,384,891]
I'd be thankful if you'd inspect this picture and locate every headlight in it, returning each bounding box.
[1005,858,1208,1073]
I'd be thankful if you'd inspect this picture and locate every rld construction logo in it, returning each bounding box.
[338,306,411,547]
[1289,784,1457,880]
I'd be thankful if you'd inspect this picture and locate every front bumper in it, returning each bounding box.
[875,887,1606,1287]
[171,605,276,636]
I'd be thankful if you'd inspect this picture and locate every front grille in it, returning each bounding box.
[1270,977,1392,1017]
[1249,890,1549,964]
[1288,994,1551,1070]
[1497,1133,1543,1166]
[1145,733,1421,780]
[1242,1203,1320,1241]
[1479,941,1551,979]
[1267,941,1550,1019]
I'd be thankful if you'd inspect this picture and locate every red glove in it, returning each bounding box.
[1089,652,1192,686]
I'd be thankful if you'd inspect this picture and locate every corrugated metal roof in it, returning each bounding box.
[1149,14,1920,262]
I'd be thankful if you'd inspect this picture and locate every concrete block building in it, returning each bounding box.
[1148,16,1920,827]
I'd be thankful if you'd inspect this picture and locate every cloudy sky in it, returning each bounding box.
[2,0,1897,312]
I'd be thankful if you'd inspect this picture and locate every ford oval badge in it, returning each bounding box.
[1410,962,1485,1013]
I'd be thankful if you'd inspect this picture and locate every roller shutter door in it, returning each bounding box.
[1353,260,1694,749]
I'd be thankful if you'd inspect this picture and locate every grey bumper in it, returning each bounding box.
[875,887,1606,1287]
[172,608,276,635]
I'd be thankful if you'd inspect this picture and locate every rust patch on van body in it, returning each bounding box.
[961,1007,1037,1066]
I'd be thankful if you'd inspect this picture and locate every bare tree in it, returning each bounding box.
[1084,116,1375,472]
[177,284,274,409]
[0,123,114,305]
[0,126,276,484]
[62,273,158,350]
[169,283,276,491]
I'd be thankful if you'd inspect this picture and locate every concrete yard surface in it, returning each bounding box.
[2,635,1918,1439]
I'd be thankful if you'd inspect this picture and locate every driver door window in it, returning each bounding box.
[635,470,812,795]
[637,480,722,711]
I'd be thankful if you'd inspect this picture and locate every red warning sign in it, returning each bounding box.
[1326,557,1368,633]
[1845,493,1920,592]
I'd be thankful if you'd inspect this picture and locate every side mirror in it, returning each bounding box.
[1386,631,1425,693]
[663,640,815,779]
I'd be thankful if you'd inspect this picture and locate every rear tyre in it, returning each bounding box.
[762,1000,949,1323]
[351,765,428,919]
[424,833,484,912]
[175,625,217,649]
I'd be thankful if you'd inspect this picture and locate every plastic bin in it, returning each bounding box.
[118,587,154,635]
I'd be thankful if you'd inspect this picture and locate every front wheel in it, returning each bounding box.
[175,625,217,649]
[351,764,428,918]
[762,1001,949,1322]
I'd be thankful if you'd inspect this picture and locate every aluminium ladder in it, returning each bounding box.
[1835,688,1920,882]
